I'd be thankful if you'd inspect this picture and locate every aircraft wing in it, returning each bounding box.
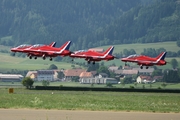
[29,49,62,55]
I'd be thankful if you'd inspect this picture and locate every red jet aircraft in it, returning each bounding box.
[70,46,115,64]
[24,41,71,61]
[121,52,167,69]
[11,42,56,55]
[11,44,32,56]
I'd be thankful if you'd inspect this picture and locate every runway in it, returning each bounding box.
[0,109,180,120]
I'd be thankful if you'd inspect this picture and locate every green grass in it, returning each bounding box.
[100,41,179,54]
[0,53,79,72]
[0,88,179,113]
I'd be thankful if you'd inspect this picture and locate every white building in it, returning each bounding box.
[0,74,24,82]
[37,70,54,81]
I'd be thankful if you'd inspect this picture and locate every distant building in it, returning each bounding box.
[0,74,23,82]
[136,75,152,83]
[63,68,86,81]
[26,71,37,80]
[37,70,54,81]
[26,70,55,81]
[80,77,118,84]
[96,78,118,84]
[132,67,154,75]
[108,66,119,72]
[114,69,138,76]
[98,73,108,78]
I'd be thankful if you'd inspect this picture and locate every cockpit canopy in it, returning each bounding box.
[74,49,88,53]
[17,44,31,48]
[127,54,140,58]
[31,44,44,48]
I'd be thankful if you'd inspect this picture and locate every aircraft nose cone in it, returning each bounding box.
[161,61,166,65]
[121,58,126,61]
[10,48,13,51]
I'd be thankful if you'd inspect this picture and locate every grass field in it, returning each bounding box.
[0,53,78,72]
[0,88,179,113]
[100,41,179,54]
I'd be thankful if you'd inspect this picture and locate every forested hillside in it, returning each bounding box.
[0,0,179,50]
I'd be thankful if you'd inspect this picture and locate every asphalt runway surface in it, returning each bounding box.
[0,109,180,120]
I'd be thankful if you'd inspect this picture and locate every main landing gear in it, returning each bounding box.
[140,66,149,69]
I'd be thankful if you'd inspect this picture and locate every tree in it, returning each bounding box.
[57,71,65,80]
[49,64,58,70]
[151,69,162,76]
[97,65,110,76]
[72,76,79,82]
[176,40,180,47]
[170,59,178,69]
[42,80,50,86]
[21,77,34,89]
[106,82,113,87]
[163,70,179,83]
[123,77,133,84]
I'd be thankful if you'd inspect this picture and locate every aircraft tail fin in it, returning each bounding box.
[49,42,56,47]
[156,52,167,62]
[60,41,71,50]
[103,46,114,57]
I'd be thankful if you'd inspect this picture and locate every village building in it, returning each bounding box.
[114,69,138,77]
[98,73,108,78]
[108,66,119,72]
[95,78,118,84]
[26,70,55,81]
[136,75,152,83]
[37,70,54,81]
[132,67,154,75]
[26,71,37,80]
[79,72,94,84]
[63,68,86,81]
[79,71,118,84]
[0,74,23,82]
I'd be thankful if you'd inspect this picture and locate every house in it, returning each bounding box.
[122,65,132,70]
[94,78,118,84]
[98,73,108,78]
[80,77,118,84]
[0,74,24,82]
[108,66,119,72]
[133,67,154,75]
[136,75,152,83]
[114,69,138,77]
[63,68,86,81]
[26,71,37,80]
[26,70,56,81]
[37,70,54,81]
[79,72,94,84]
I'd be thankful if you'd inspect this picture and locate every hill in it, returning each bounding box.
[0,0,180,50]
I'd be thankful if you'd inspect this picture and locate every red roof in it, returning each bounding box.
[63,68,86,77]
[79,72,93,78]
